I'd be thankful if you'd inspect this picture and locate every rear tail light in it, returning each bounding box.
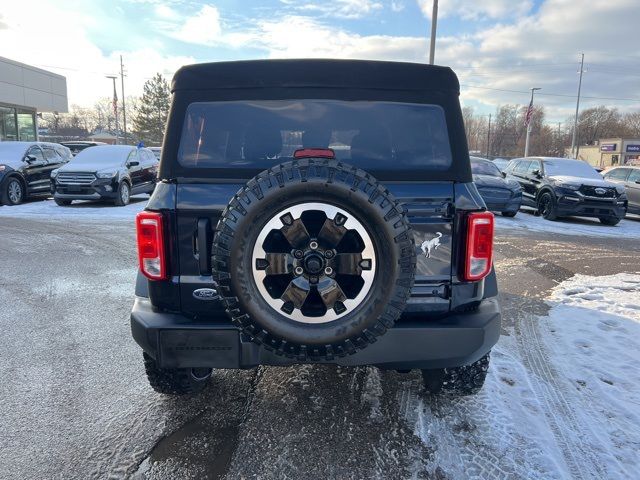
[136,211,167,280]
[463,211,494,281]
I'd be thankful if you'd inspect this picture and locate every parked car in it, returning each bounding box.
[491,158,510,172]
[504,157,627,225]
[148,147,162,160]
[471,156,522,217]
[60,141,106,156]
[51,145,158,206]
[602,166,640,215]
[0,141,70,205]
[131,59,501,398]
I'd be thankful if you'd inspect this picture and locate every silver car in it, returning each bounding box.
[603,166,640,215]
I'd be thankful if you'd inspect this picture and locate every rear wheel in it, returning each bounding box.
[143,353,212,395]
[537,192,558,220]
[54,198,72,206]
[114,181,130,206]
[599,217,621,226]
[421,353,490,396]
[2,178,25,205]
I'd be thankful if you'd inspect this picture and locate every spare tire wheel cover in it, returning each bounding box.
[212,159,415,360]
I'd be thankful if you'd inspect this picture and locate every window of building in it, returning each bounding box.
[16,109,36,141]
[0,106,18,141]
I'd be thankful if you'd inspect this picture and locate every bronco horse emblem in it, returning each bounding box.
[420,232,443,258]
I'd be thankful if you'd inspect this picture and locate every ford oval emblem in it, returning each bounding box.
[193,288,219,301]
[594,187,606,195]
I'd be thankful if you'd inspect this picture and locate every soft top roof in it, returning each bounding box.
[172,59,459,94]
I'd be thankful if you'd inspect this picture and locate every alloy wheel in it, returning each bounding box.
[8,180,23,204]
[252,202,376,324]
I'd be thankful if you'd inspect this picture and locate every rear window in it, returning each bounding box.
[471,159,502,177]
[177,100,452,171]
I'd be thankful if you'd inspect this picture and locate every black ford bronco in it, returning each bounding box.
[131,59,500,397]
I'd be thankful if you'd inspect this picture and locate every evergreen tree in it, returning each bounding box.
[133,73,170,145]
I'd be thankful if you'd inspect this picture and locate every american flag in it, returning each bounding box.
[524,98,534,127]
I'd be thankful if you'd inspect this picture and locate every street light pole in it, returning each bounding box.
[106,75,119,145]
[486,113,492,158]
[120,55,127,144]
[428,0,438,65]
[524,87,541,157]
[571,53,585,158]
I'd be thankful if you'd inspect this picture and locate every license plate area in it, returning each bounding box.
[158,329,240,368]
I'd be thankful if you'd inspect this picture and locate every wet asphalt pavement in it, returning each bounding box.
[1,212,639,479]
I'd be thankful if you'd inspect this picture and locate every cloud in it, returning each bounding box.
[416,0,534,20]
[451,0,640,119]
[154,3,179,20]
[2,0,637,123]
[170,4,222,45]
[391,1,405,12]
[252,15,425,60]
[281,0,383,19]
[0,0,196,107]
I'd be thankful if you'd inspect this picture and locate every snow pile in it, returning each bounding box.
[495,211,640,239]
[413,273,640,479]
[0,197,147,221]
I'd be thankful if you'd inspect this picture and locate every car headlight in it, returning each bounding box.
[507,180,521,190]
[96,171,117,179]
[51,169,59,178]
[560,184,581,191]
[615,185,626,194]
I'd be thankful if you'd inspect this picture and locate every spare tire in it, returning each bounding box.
[212,159,415,361]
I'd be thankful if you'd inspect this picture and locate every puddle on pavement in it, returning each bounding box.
[146,413,240,479]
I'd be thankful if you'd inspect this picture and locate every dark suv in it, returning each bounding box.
[130,60,500,397]
[504,157,627,225]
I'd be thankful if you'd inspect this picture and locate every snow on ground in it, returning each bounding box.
[0,196,148,222]
[496,210,640,239]
[412,273,640,479]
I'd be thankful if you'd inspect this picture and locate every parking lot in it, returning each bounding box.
[0,199,638,479]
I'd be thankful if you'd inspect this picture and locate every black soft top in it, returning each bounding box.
[172,59,459,94]
[162,59,471,182]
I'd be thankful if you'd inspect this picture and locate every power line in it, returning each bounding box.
[460,83,640,102]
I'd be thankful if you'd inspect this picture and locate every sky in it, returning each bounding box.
[0,0,639,123]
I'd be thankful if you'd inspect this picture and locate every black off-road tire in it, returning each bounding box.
[212,159,416,361]
[599,216,621,226]
[421,352,490,396]
[143,353,212,395]
[538,192,558,220]
[54,198,72,206]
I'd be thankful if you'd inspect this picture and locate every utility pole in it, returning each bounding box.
[486,113,492,158]
[428,0,438,65]
[571,53,585,158]
[524,87,541,157]
[106,75,119,145]
[120,55,127,144]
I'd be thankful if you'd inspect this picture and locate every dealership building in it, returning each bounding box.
[567,138,640,168]
[0,56,68,142]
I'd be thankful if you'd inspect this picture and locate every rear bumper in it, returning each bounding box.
[130,296,501,370]
[479,190,522,214]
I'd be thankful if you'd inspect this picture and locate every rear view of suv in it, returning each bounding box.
[131,60,500,397]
